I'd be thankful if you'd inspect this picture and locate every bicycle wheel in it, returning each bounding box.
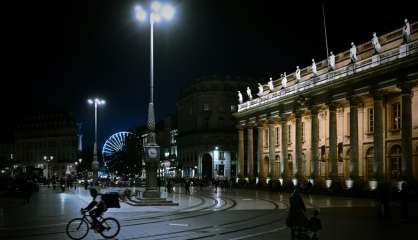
[66,218,89,240]
[99,217,120,239]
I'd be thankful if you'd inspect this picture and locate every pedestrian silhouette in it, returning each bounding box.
[286,187,307,240]
[399,182,409,222]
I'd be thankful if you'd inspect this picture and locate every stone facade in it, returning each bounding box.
[177,75,253,179]
[234,22,418,186]
[14,113,79,177]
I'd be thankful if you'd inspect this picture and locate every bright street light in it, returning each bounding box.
[87,97,106,181]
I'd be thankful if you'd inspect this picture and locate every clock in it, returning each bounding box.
[148,147,158,158]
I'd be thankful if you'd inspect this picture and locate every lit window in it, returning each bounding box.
[392,103,401,130]
[368,108,374,133]
[275,127,280,146]
[203,104,210,111]
[301,122,305,142]
[219,151,225,160]
[264,128,269,148]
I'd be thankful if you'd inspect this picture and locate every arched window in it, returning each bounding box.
[390,145,401,179]
[320,145,326,162]
[366,147,374,179]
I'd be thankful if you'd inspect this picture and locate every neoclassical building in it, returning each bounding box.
[234,21,418,186]
[177,75,253,179]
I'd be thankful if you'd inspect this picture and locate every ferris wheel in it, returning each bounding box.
[102,131,135,160]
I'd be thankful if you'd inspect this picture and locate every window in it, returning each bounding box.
[392,103,401,130]
[301,122,305,143]
[275,127,280,146]
[347,112,350,134]
[288,125,292,144]
[203,103,210,111]
[264,128,269,148]
[219,151,225,160]
[368,108,374,133]
[390,145,401,178]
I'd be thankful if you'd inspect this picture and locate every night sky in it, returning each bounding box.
[2,0,415,146]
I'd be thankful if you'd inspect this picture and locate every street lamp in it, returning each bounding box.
[43,155,54,179]
[87,97,106,181]
[135,1,175,198]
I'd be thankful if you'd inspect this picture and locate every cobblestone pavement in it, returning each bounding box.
[0,185,416,240]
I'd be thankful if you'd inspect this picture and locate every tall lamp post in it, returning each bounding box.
[87,98,106,182]
[135,1,174,198]
[43,155,54,179]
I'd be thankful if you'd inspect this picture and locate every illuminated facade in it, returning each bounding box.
[234,22,418,186]
[177,75,253,179]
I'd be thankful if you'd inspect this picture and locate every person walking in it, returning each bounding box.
[22,178,33,204]
[376,182,390,218]
[286,187,307,240]
[184,179,190,195]
[399,182,409,222]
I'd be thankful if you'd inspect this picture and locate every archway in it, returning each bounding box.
[202,153,213,179]
[390,145,401,179]
[366,147,374,179]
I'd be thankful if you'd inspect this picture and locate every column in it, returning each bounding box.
[349,98,359,178]
[310,107,319,179]
[328,103,338,179]
[295,111,303,179]
[401,85,413,179]
[247,127,254,179]
[257,125,264,178]
[280,114,288,178]
[373,92,384,179]
[238,128,244,177]
[268,120,276,178]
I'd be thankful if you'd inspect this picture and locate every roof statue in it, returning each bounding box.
[257,83,264,97]
[246,86,253,100]
[268,77,274,92]
[350,42,358,63]
[311,59,317,76]
[281,72,287,88]
[372,32,382,53]
[295,66,301,81]
[402,18,411,43]
[237,91,243,104]
[328,51,336,70]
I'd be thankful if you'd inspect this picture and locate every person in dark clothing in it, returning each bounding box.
[184,179,190,194]
[376,182,391,218]
[399,182,409,222]
[22,178,33,204]
[308,210,322,240]
[286,187,307,240]
[82,188,107,232]
[84,179,89,190]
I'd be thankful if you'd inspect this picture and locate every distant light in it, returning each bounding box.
[135,5,147,22]
[161,4,174,20]
[50,156,54,160]
[215,146,219,150]
[151,1,162,12]
[88,99,94,104]
[43,156,47,160]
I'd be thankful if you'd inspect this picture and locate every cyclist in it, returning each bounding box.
[82,188,107,232]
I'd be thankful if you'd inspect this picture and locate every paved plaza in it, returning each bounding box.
[0,185,417,240]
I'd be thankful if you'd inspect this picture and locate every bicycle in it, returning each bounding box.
[65,209,120,239]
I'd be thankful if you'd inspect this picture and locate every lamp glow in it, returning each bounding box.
[161,5,174,20]
[88,99,94,104]
[135,6,147,22]
[151,1,162,12]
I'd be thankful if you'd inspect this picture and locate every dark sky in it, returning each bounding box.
[2,0,415,146]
